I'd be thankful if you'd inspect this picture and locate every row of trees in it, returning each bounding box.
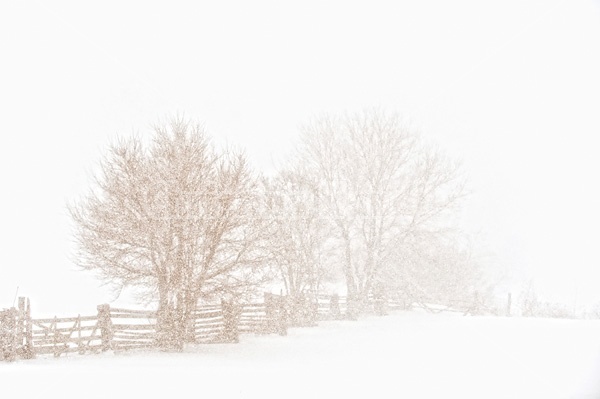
[70,110,482,349]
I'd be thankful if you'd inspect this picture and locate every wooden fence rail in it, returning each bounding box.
[30,314,103,357]
[2,292,485,361]
[108,306,155,352]
[0,293,392,360]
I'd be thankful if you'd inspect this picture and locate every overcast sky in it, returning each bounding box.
[1,0,599,316]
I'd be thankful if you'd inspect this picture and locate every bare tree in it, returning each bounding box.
[383,231,485,310]
[519,280,540,317]
[69,118,268,350]
[262,169,334,324]
[300,109,465,317]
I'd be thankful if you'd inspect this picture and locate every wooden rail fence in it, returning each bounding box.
[1,292,289,361]
[1,291,484,361]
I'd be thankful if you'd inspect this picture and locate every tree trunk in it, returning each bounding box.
[156,290,185,351]
[342,232,360,320]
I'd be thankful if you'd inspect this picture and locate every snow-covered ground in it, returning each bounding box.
[2,310,600,398]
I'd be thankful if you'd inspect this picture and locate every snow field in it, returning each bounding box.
[2,310,599,398]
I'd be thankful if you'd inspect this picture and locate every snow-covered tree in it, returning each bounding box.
[69,118,269,349]
[262,169,335,325]
[300,109,465,317]
[519,280,540,317]
[382,232,486,310]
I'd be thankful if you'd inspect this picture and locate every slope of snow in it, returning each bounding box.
[2,310,599,398]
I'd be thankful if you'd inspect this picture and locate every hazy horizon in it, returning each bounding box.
[1,0,599,316]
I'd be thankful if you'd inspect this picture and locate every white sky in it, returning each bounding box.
[1,0,599,315]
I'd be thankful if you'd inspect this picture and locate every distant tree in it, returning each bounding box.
[69,118,268,350]
[383,232,485,309]
[585,303,600,319]
[519,281,576,319]
[538,302,575,319]
[300,109,465,317]
[519,280,540,317]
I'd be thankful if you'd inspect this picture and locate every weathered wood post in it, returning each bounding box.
[97,304,113,352]
[17,297,25,354]
[264,292,274,334]
[52,316,62,357]
[276,295,287,336]
[23,298,34,359]
[506,292,512,317]
[221,300,239,343]
[14,297,34,359]
[264,293,287,336]
[0,308,17,361]
[288,294,306,327]
[76,315,85,355]
[265,292,278,334]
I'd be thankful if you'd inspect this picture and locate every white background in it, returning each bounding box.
[1,0,599,316]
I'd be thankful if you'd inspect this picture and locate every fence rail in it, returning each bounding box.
[1,291,486,361]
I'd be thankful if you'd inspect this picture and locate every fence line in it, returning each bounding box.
[1,292,484,361]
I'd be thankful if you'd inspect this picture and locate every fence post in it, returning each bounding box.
[23,298,34,359]
[76,315,85,355]
[264,292,273,333]
[15,297,34,359]
[0,308,17,361]
[97,304,113,351]
[506,293,512,317]
[52,316,60,357]
[276,295,287,336]
[264,293,287,336]
[17,298,25,354]
[221,300,239,343]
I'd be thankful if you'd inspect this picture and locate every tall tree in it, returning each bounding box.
[70,118,268,349]
[300,109,465,317]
